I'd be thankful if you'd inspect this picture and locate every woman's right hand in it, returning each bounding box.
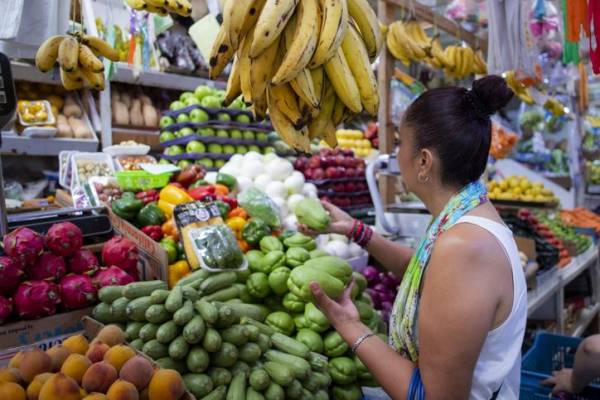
[298,200,354,236]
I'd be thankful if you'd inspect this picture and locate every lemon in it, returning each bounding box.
[508,178,519,188]
[519,180,531,190]
[512,187,522,195]
[499,181,508,191]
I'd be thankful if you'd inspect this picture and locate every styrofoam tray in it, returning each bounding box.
[103,144,150,156]
[17,100,56,126]
[22,127,57,138]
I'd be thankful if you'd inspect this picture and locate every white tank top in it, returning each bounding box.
[455,216,527,400]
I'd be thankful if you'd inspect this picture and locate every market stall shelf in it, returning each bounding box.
[569,303,600,337]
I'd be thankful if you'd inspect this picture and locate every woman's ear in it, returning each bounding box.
[419,148,434,176]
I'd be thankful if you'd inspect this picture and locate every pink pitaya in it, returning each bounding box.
[101,236,139,273]
[92,266,135,289]
[59,274,97,309]
[45,222,83,257]
[3,227,44,267]
[68,249,99,275]
[14,280,60,320]
[0,256,24,296]
[0,295,12,323]
[28,252,66,282]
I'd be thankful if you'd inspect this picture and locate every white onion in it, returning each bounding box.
[265,181,288,200]
[286,193,305,213]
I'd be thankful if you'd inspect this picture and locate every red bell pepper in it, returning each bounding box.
[136,189,159,204]
[141,225,163,241]
[217,195,238,210]
[188,185,216,200]
[175,165,206,188]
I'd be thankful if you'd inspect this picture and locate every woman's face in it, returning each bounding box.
[396,123,420,193]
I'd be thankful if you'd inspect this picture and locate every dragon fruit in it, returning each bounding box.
[101,236,139,274]
[92,266,135,289]
[0,295,12,323]
[59,274,97,309]
[3,227,44,267]
[14,280,60,320]
[68,249,99,275]
[0,256,24,296]
[28,252,66,282]
[45,222,83,257]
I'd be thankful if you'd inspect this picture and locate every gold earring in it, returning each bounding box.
[418,174,430,183]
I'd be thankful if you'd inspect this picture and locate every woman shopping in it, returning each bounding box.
[301,76,526,400]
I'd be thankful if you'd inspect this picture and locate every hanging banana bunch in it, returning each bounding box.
[123,0,192,16]
[35,33,119,91]
[209,0,384,152]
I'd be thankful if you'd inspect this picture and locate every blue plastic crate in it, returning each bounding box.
[521,372,600,400]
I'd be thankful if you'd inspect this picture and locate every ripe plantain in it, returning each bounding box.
[58,36,79,72]
[78,44,104,73]
[35,35,66,72]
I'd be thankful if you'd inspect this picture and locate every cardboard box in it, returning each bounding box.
[515,236,537,260]
[0,307,92,367]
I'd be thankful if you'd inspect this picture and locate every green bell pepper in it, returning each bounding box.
[242,218,271,246]
[309,249,329,259]
[160,237,178,264]
[282,292,305,313]
[112,191,143,221]
[260,236,284,253]
[245,250,264,271]
[283,233,316,251]
[268,267,291,296]
[216,172,237,191]
[332,384,362,400]
[304,303,330,333]
[214,200,231,218]
[189,179,208,189]
[255,250,286,274]
[323,331,348,357]
[296,329,324,353]
[246,272,271,299]
[329,357,357,385]
[136,201,166,227]
[265,311,295,336]
[285,247,310,268]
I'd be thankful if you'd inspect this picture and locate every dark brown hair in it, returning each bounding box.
[403,75,514,187]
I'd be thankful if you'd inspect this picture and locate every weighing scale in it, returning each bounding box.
[0,52,17,236]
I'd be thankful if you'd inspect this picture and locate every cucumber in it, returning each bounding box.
[183,286,201,301]
[240,317,274,336]
[125,321,145,341]
[270,333,309,359]
[249,369,270,391]
[125,296,153,322]
[92,302,112,323]
[263,362,294,387]
[208,368,232,386]
[145,304,171,324]
[231,361,250,377]
[184,373,214,399]
[285,380,303,400]
[187,346,210,373]
[218,302,268,323]
[221,325,250,346]
[255,334,271,353]
[168,336,190,360]
[123,280,168,299]
[201,286,240,303]
[211,342,238,368]
[202,385,227,400]
[264,350,310,379]
[234,283,253,303]
[98,286,124,303]
[195,300,218,324]
[226,371,246,400]
[202,328,223,353]
[244,325,260,341]
[238,342,262,364]
[139,323,160,342]
[308,352,328,372]
[150,289,170,304]
[165,285,183,313]
[174,300,195,326]
[313,390,329,400]
[226,298,244,305]
[177,268,211,288]
[142,339,168,360]
[247,387,265,400]
[215,305,236,329]
[183,315,206,344]
[156,320,181,344]
[109,297,129,322]
[130,338,144,351]
[155,357,188,374]
[200,272,237,295]
[264,383,285,400]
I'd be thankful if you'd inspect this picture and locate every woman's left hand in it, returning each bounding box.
[310,279,360,330]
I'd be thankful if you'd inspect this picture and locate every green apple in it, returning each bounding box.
[223,144,236,154]
[198,158,214,168]
[159,115,175,128]
[208,143,223,153]
[229,97,246,110]
[178,127,194,137]
[166,145,184,156]
[256,132,268,141]
[170,101,185,111]
[184,96,200,106]
[242,131,255,140]
[159,158,172,165]
[186,140,206,154]
[180,92,194,102]
[263,146,275,154]
[198,127,215,137]
[230,129,242,139]
[190,108,209,123]
[194,86,213,101]
[176,113,190,124]
[159,131,176,143]
[216,129,229,138]
[177,160,192,169]
[201,95,221,108]
[215,159,226,168]
[236,145,248,154]
[217,113,231,122]
[248,145,260,153]
[236,114,251,124]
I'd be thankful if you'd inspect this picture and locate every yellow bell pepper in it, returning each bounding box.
[168,260,191,288]
[158,185,193,218]
[226,216,247,232]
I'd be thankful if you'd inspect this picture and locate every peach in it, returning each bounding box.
[19,349,52,383]
[82,362,118,394]
[60,353,91,384]
[62,335,89,355]
[46,346,71,372]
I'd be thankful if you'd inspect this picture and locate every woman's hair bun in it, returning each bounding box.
[471,75,514,113]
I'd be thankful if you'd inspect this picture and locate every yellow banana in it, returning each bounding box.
[124,0,147,10]
[80,67,105,91]
[290,69,319,110]
[341,23,378,116]
[267,85,311,152]
[331,95,346,126]
[82,34,119,61]
[270,83,304,128]
[310,67,325,106]
[252,93,268,121]
[145,5,169,15]
[309,0,347,68]
[222,0,254,50]
[241,0,267,36]
[35,35,66,73]
[347,0,382,60]
[145,0,169,6]
[399,22,426,60]
[250,0,299,58]
[430,37,448,68]
[473,49,487,74]
[322,119,338,148]
[60,68,83,91]
[308,82,335,139]
[250,36,280,104]
[58,36,79,73]
[239,25,255,104]
[78,44,104,73]
[223,56,242,106]
[208,26,235,79]
[386,25,411,65]
[323,47,362,113]
[175,0,192,15]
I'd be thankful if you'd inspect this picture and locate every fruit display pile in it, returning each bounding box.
[360,266,400,330]
[0,223,141,324]
[586,161,600,185]
[490,122,518,160]
[335,129,375,158]
[0,324,190,400]
[209,0,382,151]
[535,212,591,256]
[159,85,275,170]
[487,176,558,204]
[560,208,600,234]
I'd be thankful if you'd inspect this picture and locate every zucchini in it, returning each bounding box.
[156,320,181,344]
[98,286,124,303]
[187,346,210,373]
[285,380,303,400]
[221,325,250,346]
[92,302,112,323]
[150,289,170,304]
[110,297,129,322]
[246,387,265,400]
[313,390,329,400]
[123,280,167,299]
[226,298,244,305]
[200,271,238,295]
[176,268,212,288]
[201,286,239,303]
[196,300,219,324]
[201,386,227,400]
[125,321,145,341]
[249,369,270,391]
[174,300,195,326]
[270,332,309,358]
[142,339,168,360]
[183,286,201,301]
[202,328,223,353]
[263,362,294,387]
[184,373,214,399]
[208,368,232,386]
[264,350,310,379]
[226,371,246,400]
[169,335,190,360]
[215,304,236,329]
[211,342,238,368]
[145,304,171,324]
[125,296,153,322]
[139,323,160,342]
[155,357,187,374]
[238,342,262,364]
[231,361,250,377]
[255,334,271,353]
[308,352,329,372]
[165,285,183,312]
[130,338,144,351]
[240,317,274,336]
[183,315,206,344]
[244,325,260,341]
[264,383,285,400]
[217,302,268,323]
